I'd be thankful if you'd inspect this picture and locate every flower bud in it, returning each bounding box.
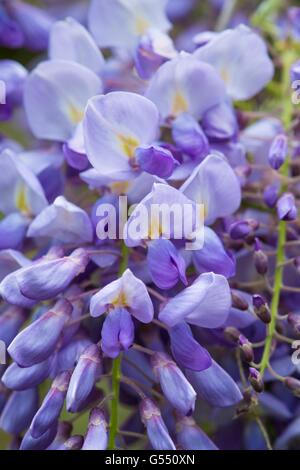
[82,408,108,450]
[8,298,72,367]
[47,421,73,450]
[284,377,300,397]
[277,192,297,221]
[249,367,264,393]
[229,219,258,240]
[231,292,249,311]
[0,388,38,434]
[20,422,57,450]
[252,295,271,324]
[0,305,27,346]
[263,184,279,208]
[151,352,196,415]
[66,344,102,413]
[254,238,268,275]
[2,357,51,390]
[176,414,218,450]
[61,435,84,450]
[287,313,300,335]
[30,371,71,438]
[140,398,176,450]
[268,134,288,170]
[238,335,254,363]
[224,326,240,344]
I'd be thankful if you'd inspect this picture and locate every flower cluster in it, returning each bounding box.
[0,0,300,451]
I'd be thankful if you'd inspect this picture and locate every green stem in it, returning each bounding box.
[108,354,122,449]
[108,242,129,450]
[259,50,295,376]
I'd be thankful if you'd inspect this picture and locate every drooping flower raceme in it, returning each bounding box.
[0,0,298,453]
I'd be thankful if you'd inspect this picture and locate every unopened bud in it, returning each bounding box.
[254,238,268,275]
[268,134,288,170]
[252,295,271,324]
[231,292,248,311]
[224,326,240,344]
[288,313,300,335]
[263,184,279,208]
[229,219,259,240]
[284,377,300,397]
[277,192,298,221]
[249,367,264,393]
[238,335,254,363]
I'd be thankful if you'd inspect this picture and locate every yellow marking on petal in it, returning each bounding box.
[15,184,29,214]
[135,16,150,35]
[110,181,130,195]
[172,90,188,116]
[112,290,128,308]
[118,134,140,158]
[68,104,84,125]
[148,214,162,239]
[220,66,229,84]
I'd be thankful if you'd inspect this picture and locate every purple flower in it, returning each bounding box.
[169,322,212,371]
[176,415,218,450]
[140,398,176,450]
[135,29,176,79]
[88,0,171,50]
[0,388,39,435]
[90,268,154,323]
[194,25,274,100]
[159,272,231,328]
[4,0,54,51]
[82,408,108,450]
[8,299,72,367]
[27,196,94,245]
[277,192,298,221]
[180,153,241,225]
[0,149,47,216]
[268,134,288,170]
[146,52,226,120]
[24,60,102,147]
[2,359,51,391]
[101,307,135,358]
[147,239,187,289]
[66,344,102,413]
[135,145,179,178]
[84,91,159,180]
[151,352,196,414]
[0,213,29,250]
[202,101,238,141]
[30,371,71,438]
[172,113,209,160]
[193,226,236,278]
[0,305,26,346]
[0,248,89,306]
[124,182,197,247]
[0,59,27,108]
[186,360,243,407]
[49,18,105,74]
[20,422,58,450]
